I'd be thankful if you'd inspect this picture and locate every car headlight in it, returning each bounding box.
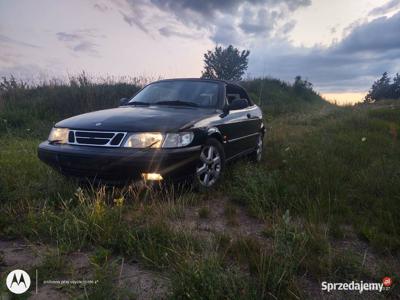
[123,132,164,148]
[48,127,69,144]
[163,132,194,148]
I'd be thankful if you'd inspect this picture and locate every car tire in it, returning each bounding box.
[249,133,263,162]
[193,138,225,191]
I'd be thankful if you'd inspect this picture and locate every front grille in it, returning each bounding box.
[68,130,127,147]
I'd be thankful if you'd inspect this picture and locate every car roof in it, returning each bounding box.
[152,78,243,86]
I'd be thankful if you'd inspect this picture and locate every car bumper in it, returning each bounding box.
[38,141,201,182]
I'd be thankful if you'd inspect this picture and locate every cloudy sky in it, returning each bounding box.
[1,0,400,103]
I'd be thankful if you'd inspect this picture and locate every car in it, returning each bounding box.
[38,78,265,188]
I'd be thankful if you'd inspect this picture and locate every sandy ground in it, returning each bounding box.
[0,240,168,299]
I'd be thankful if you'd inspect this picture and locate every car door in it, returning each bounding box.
[240,102,262,150]
[218,84,262,159]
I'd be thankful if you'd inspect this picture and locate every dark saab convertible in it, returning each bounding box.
[38,78,265,188]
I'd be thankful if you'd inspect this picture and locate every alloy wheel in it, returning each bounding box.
[256,135,263,161]
[196,145,222,187]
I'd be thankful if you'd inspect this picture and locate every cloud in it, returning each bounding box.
[154,0,311,40]
[56,30,104,55]
[56,32,81,42]
[281,0,311,11]
[369,0,400,16]
[149,0,310,19]
[248,11,400,92]
[0,34,39,48]
[158,26,198,39]
[212,21,241,45]
[93,2,110,12]
[73,41,99,53]
[119,0,311,43]
[120,11,149,34]
[335,13,400,53]
[239,7,278,36]
[279,20,297,36]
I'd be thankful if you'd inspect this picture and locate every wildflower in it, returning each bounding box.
[113,196,124,207]
[361,137,367,142]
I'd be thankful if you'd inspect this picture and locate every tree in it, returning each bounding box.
[390,73,400,99]
[201,45,250,81]
[364,72,391,103]
[293,75,313,92]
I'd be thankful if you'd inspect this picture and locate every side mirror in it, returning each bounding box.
[119,97,129,106]
[228,98,248,111]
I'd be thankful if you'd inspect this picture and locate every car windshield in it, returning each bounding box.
[129,81,219,108]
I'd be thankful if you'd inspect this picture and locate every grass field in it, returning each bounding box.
[0,75,399,299]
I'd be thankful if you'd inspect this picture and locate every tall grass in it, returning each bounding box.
[241,77,327,116]
[0,73,142,136]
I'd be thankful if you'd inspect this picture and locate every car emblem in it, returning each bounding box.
[95,122,102,126]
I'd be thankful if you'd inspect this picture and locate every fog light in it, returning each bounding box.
[142,173,163,181]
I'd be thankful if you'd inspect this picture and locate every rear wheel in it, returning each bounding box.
[194,138,225,189]
[250,133,263,162]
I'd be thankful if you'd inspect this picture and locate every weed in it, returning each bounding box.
[170,257,255,300]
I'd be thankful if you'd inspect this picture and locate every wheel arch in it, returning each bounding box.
[206,127,224,144]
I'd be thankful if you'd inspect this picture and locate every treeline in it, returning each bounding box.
[365,72,400,103]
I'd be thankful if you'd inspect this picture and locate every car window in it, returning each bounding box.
[225,84,252,106]
[129,81,219,108]
[226,93,240,104]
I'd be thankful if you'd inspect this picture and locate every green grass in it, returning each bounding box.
[224,107,400,252]
[1,76,399,298]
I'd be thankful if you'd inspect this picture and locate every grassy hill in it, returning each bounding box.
[0,75,399,298]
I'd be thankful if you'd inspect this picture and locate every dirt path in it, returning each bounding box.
[169,196,268,240]
[0,240,168,299]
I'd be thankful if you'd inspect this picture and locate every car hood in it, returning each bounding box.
[56,106,215,132]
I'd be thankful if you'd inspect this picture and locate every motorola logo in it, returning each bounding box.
[6,269,31,294]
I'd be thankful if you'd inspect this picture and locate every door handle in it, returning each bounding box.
[247,113,251,118]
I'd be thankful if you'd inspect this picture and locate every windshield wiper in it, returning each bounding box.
[127,101,150,106]
[155,100,199,107]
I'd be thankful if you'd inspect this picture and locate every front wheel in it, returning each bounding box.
[194,138,225,189]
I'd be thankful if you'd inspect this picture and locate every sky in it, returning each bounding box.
[1,0,400,104]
